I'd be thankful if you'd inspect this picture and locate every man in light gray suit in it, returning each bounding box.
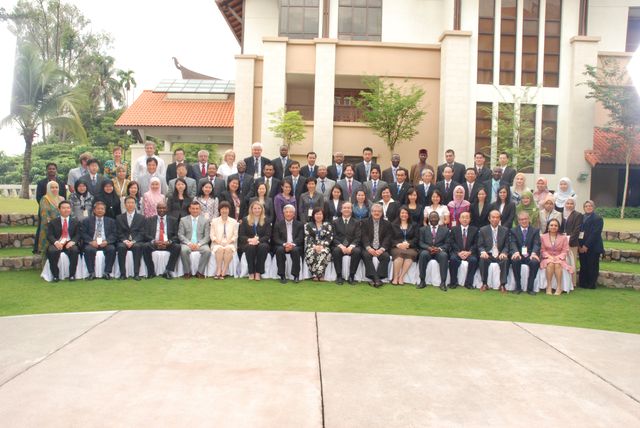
[178,202,211,278]
[362,165,388,203]
[167,164,198,197]
[316,165,335,199]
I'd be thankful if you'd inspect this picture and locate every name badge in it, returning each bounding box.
[204,213,210,220]
[128,234,133,241]
[96,237,103,245]
[82,208,87,217]
[308,208,313,218]
[451,220,457,227]
[579,231,584,239]
[492,246,499,257]
[521,246,528,256]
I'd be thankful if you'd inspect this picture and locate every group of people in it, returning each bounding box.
[37,142,604,291]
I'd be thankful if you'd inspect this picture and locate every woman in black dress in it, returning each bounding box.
[238,200,272,281]
[405,188,424,226]
[489,185,516,229]
[95,179,122,219]
[324,185,344,221]
[167,178,192,219]
[390,206,419,285]
[578,200,604,289]
[470,187,490,229]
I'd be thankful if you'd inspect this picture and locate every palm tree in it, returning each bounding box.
[117,69,137,107]
[91,54,123,111]
[1,43,87,198]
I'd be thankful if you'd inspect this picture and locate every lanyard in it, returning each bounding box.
[253,222,258,236]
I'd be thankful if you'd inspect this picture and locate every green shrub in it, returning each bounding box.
[596,207,640,218]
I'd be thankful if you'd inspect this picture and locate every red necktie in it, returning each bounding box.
[201,163,206,177]
[159,217,165,241]
[62,218,69,240]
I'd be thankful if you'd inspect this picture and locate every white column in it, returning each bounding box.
[129,143,145,179]
[313,39,337,166]
[439,31,473,163]
[260,37,289,159]
[159,140,173,168]
[234,55,257,158]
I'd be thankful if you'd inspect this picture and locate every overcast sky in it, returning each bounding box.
[0,0,240,155]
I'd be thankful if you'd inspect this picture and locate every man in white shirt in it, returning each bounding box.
[133,141,166,181]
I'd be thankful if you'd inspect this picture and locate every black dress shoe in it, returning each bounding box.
[336,276,344,285]
[162,272,173,280]
[417,281,426,289]
[147,274,156,279]
[119,275,127,281]
[527,290,536,296]
[449,283,458,289]
[133,275,142,281]
[514,289,523,295]
[348,276,356,285]
[52,276,59,283]
[439,283,448,292]
[103,273,111,280]
[69,276,75,282]
[464,283,473,289]
[375,280,384,287]
[293,276,300,283]
[86,273,95,281]
[279,276,288,284]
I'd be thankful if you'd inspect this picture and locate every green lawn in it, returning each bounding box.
[0,225,37,234]
[0,198,37,214]
[600,261,640,274]
[1,271,638,334]
[604,240,640,251]
[604,218,640,233]
[0,247,33,257]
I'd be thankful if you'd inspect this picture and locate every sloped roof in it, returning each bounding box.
[115,90,234,128]
[216,0,243,45]
[584,127,640,167]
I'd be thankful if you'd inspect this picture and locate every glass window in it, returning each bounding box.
[475,102,493,154]
[477,0,496,84]
[541,105,558,174]
[500,0,518,85]
[521,0,539,86]
[338,0,382,41]
[543,0,562,87]
[279,0,319,39]
[626,7,640,52]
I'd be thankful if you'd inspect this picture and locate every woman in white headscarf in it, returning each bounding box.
[554,177,576,212]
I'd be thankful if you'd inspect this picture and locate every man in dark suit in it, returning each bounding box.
[389,168,411,205]
[272,145,293,181]
[198,163,226,198]
[354,146,380,183]
[448,211,478,289]
[166,148,196,182]
[498,152,517,186]
[509,211,541,294]
[483,167,508,204]
[478,210,510,292]
[191,149,211,180]
[228,160,254,202]
[81,201,117,280]
[300,151,318,178]
[337,164,362,203]
[435,166,459,204]
[462,167,484,204]
[36,163,67,203]
[244,142,270,178]
[252,163,280,199]
[416,168,436,206]
[331,202,362,285]
[142,201,181,279]
[418,211,450,291]
[286,161,308,202]
[327,151,346,181]
[473,152,492,183]
[78,158,104,195]
[381,153,402,184]
[115,196,146,281]
[360,204,392,287]
[272,204,304,283]
[46,200,80,282]
[437,149,466,183]
[362,166,388,202]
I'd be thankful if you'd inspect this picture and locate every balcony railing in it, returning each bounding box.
[285,104,314,121]
[285,104,364,122]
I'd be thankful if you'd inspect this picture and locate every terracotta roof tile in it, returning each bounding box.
[115,91,234,128]
[584,127,640,167]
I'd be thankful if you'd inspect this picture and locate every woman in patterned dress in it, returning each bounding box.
[304,207,334,281]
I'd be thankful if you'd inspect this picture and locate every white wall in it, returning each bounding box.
[381,0,448,44]
[244,0,280,55]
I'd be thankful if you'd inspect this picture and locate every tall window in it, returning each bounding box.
[541,105,558,174]
[477,0,496,84]
[543,0,562,87]
[626,7,640,52]
[279,0,320,40]
[338,0,382,41]
[475,102,493,154]
[521,0,540,86]
[500,0,518,85]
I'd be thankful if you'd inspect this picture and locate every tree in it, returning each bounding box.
[117,69,137,107]
[351,76,426,154]
[583,57,640,219]
[1,43,86,198]
[268,108,306,148]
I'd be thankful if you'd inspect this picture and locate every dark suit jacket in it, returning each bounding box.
[509,226,541,256]
[286,175,308,201]
[474,166,492,183]
[355,162,380,183]
[115,212,146,242]
[252,177,281,199]
[501,166,517,186]
[462,181,484,204]
[579,213,604,254]
[327,163,346,181]
[435,180,459,204]
[391,223,419,249]
[238,219,272,251]
[198,176,226,198]
[561,210,584,247]
[449,225,478,255]
[166,162,196,182]
[470,202,491,229]
[332,216,361,247]
[337,178,363,204]
[191,162,210,180]
[228,172,254,201]
[489,201,516,229]
[381,167,407,185]
[243,156,270,177]
[362,180,388,202]
[46,217,80,245]
[271,219,304,249]
[418,225,450,252]
[437,162,466,184]
[325,199,344,221]
[144,215,180,244]
[167,196,193,220]
[36,177,67,203]
[271,157,293,181]
[416,182,435,206]
[300,165,318,178]
[389,182,411,205]
[219,191,241,220]
[380,201,399,223]
[477,224,510,255]
[78,174,104,196]
[81,216,117,245]
[247,197,275,225]
[360,218,392,251]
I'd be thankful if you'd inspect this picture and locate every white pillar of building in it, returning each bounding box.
[438,31,473,164]
[260,37,289,159]
[313,39,337,166]
[159,140,173,167]
[565,36,601,202]
[233,55,257,159]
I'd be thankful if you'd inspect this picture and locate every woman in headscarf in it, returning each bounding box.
[95,179,122,219]
[35,181,64,254]
[554,177,577,213]
[510,173,530,205]
[533,177,550,210]
[69,180,94,222]
[538,194,561,234]
[143,177,166,218]
[561,196,583,286]
[578,200,604,289]
[447,185,470,228]
[514,190,539,228]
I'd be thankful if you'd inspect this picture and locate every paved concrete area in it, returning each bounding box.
[0,311,638,427]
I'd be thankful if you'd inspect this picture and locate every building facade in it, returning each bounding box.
[218,0,640,202]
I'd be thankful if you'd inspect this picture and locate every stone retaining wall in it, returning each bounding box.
[603,231,640,243]
[602,249,640,263]
[0,214,37,227]
[598,271,640,289]
[0,255,42,271]
[0,233,35,249]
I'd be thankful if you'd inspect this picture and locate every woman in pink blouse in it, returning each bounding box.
[540,218,573,296]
